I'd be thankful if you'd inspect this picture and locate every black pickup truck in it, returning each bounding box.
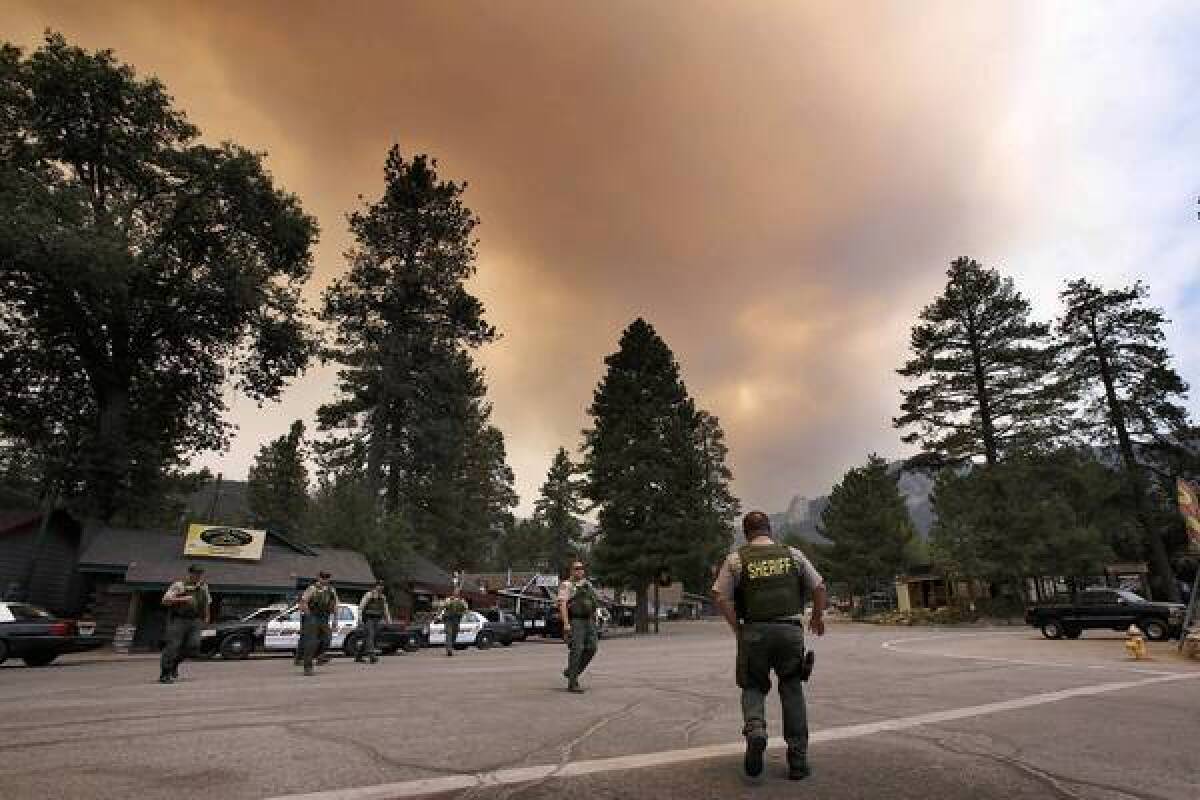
[1025,588,1186,641]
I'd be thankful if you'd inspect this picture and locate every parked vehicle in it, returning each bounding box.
[427,610,496,649]
[479,608,525,645]
[0,601,106,667]
[1025,588,1186,641]
[199,603,421,659]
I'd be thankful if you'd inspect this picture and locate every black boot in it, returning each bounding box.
[567,679,584,693]
[743,729,767,778]
[788,759,811,781]
[158,672,173,684]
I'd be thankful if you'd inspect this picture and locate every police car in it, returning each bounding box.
[426,610,495,649]
[200,603,420,659]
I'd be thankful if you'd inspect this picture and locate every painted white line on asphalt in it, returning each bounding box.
[262,672,1198,800]
[881,632,1189,676]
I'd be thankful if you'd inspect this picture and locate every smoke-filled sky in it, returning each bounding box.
[9,2,1200,515]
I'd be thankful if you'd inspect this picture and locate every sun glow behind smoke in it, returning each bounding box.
[5,1,1199,514]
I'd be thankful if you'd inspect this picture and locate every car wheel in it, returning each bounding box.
[220,634,253,660]
[1063,626,1082,640]
[0,639,8,665]
[381,645,398,655]
[1139,618,1169,642]
[402,639,420,653]
[1040,620,1064,640]
[23,652,57,667]
[343,633,364,657]
[501,637,513,646]
[476,631,494,650]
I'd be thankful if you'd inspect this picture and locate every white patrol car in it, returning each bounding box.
[262,603,359,652]
[426,610,493,649]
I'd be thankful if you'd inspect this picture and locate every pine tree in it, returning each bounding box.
[895,258,1067,466]
[246,420,310,534]
[582,318,712,631]
[685,410,739,592]
[1057,279,1192,600]
[820,455,915,610]
[533,448,585,575]
[317,147,513,569]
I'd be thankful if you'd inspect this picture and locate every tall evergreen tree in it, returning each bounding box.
[1057,279,1192,600]
[305,465,414,597]
[684,410,739,592]
[318,147,512,569]
[0,34,318,520]
[895,258,1066,466]
[246,420,309,534]
[497,516,550,571]
[820,455,915,608]
[533,447,585,575]
[582,318,713,631]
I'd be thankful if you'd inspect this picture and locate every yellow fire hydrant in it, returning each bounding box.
[1124,624,1147,660]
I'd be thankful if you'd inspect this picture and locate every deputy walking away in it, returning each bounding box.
[159,564,210,684]
[559,560,600,693]
[299,571,339,676]
[356,580,391,663]
[441,590,468,656]
[712,511,826,781]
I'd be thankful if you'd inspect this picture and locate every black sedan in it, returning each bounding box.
[0,601,107,667]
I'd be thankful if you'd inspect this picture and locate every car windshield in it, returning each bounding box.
[7,603,54,620]
[1116,590,1147,604]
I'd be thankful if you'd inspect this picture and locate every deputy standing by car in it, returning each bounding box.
[559,560,600,693]
[159,564,210,684]
[441,590,468,656]
[356,580,391,664]
[712,511,826,782]
[299,571,338,676]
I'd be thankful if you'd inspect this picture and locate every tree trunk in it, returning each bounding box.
[966,310,999,466]
[1090,320,1181,602]
[635,584,649,633]
[93,380,131,522]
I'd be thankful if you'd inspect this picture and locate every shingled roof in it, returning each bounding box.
[78,525,376,591]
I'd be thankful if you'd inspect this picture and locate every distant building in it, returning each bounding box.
[0,509,87,614]
[77,524,376,649]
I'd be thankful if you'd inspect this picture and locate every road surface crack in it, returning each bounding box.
[910,728,1173,800]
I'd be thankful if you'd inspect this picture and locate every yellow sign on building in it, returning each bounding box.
[184,524,267,561]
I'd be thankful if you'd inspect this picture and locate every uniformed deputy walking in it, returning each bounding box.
[712,511,826,781]
[159,564,211,684]
[299,571,339,676]
[356,580,391,664]
[558,560,600,693]
[441,590,468,656]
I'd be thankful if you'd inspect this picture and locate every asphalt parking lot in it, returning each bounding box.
[1,621,1197,799]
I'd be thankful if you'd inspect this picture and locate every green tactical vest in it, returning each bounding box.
[363,593,386,618]
[567,581,598,619]
[174,582,207,619]
[308,585,335,614]
[735,544,806,623]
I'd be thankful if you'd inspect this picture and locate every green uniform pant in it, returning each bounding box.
[161,617,201,676]
[444,615,462,653]
[566,617,598,679]
[360,616,381,659]
[301,614,332,668]
[737,621,809,762]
